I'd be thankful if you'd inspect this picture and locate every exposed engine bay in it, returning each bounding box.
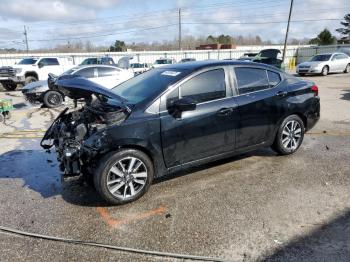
[41,77,131,177]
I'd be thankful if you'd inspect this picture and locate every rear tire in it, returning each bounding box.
[321,66,329,76]
[344,64,350,73]
[94,149,154,205]
[272,115,305,155]
[43,91,63,108]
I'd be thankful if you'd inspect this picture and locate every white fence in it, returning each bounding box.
[0,45,306,67]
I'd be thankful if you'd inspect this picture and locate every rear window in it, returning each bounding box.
[234,67,269,95]
[267,71,281,87]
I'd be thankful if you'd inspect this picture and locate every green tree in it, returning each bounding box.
[309,28,336,45]
[336,13,350,43]
[109,40,126,52]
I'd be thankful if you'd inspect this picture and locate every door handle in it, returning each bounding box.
[276,91,288,97]
[217,107,234,116]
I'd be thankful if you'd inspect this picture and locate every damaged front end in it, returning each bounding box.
[41,76,131,177]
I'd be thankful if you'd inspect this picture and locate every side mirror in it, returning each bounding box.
[38,62,44,68]
[167,97,196,117]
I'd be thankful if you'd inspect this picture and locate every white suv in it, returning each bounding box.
[0,57,73,90]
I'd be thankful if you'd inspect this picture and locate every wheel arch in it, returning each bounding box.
[24,71,38,79]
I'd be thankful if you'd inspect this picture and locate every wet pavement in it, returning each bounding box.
[0,74,350,262]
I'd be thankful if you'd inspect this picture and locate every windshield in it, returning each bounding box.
[155,59,169,65]
[80,58,97,65]
[18,58,37,65]
[111,68,187,104]
[310,54,331,62]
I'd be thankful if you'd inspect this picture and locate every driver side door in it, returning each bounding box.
[160,67,239,168]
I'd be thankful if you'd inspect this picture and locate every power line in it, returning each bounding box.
[184,18,343,25]
[29,24,178,42]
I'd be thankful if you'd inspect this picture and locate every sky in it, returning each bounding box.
[0,0,348,50]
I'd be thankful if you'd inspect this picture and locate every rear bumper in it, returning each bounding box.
[306,98,320,131]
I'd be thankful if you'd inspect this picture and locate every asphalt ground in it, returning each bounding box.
[0,72,349,262]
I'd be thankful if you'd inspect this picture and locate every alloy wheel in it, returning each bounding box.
[281,120,302,151]
[48,93,61,106]
[106,157,148,200]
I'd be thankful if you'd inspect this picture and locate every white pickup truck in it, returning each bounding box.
[0,57,74,90]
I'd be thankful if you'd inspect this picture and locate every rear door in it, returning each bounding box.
[160,67,239,167]
[233,66,287,149]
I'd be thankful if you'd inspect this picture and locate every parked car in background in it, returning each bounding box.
[22,65,133,108]
[80,57,115,65]
[297,52,350,76]
[130,63,151,75]
[0,57,74,91]
[41,60,320,204]
[239,49,283,68]
[152,58,176,68]
[337,47,350,56]
[180,58,196,63]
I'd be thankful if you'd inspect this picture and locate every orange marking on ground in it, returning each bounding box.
[96,206,166,229]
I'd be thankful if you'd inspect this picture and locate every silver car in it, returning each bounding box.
[297,52,350,76]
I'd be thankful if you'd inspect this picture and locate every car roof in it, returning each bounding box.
[74,64,120,69]
[160,59,282,72]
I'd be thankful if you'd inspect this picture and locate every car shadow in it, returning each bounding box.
[340,90,350,101]
[262,209,350,261]
[0,149,105,206]
[154,147,277,184]
[0,147,277,207]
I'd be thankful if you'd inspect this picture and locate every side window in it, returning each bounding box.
[339,54,348,59]
[97,67,119,77]
[40,58,59,66]
[179,69,226,103]
[166,87,179,109]
[75,67,95,78]
[234,67,269,95]
[267,70,281,87]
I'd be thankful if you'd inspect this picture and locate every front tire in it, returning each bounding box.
[344,64,350,73]
[25,76,37,85]
[272,115,305,155]
[43,91,63,108]
[321,66,329,76]
[2,83,17,91]
[94,149,154,205]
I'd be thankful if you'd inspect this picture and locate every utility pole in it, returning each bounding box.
[23,25,29,53]
[178,8,182,50]
[282,0,294,63]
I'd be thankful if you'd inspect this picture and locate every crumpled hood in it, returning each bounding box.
[53,75,127,103]
[22,80,48,91]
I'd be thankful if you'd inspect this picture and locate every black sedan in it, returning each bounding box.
[41,60,320,205]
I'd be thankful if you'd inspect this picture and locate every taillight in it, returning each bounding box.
[311,85,318,96]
